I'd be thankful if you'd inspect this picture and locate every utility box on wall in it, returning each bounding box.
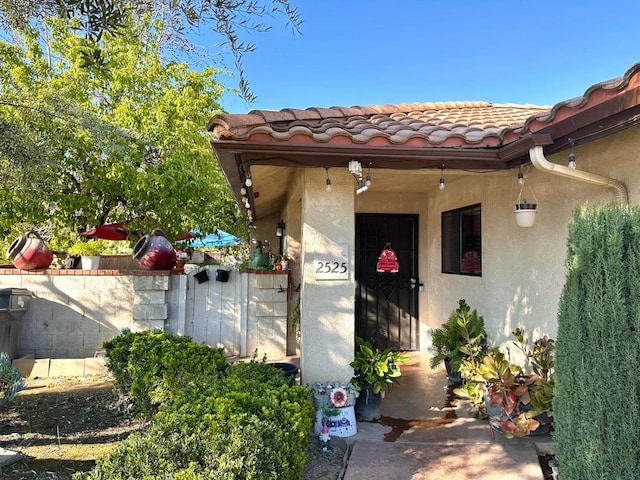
[0,287,32,360]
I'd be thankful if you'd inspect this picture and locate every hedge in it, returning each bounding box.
[103,330,228,416]
[77,332,314,479]
[554,204,640,479]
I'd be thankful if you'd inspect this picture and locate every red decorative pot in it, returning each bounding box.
[132,228,176,270]
[7,231,53,270]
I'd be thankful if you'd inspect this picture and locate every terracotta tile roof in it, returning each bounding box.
[209,101,551,148]
[208,62,640,150]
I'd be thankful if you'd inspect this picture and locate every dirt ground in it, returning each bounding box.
[0,376,345,480]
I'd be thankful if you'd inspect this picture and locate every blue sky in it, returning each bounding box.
[193,1,640,114]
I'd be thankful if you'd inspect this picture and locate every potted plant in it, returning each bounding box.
[350,336,409,421]
[479,349,539,437]
[478,329,555,438]
[512,328,555,433]
[514,182,538,227]
[68,240,104,270]
[428,299,487,383]
[311,381,359,438]
[515,201,538,227]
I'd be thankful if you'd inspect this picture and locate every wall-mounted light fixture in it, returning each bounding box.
[276,220,285,255]
[365,162,372,187]
[325,167,332,191]
[568,138,576,170]
[439,165,445,191]
[348,160,362,178]
[349,160,369,194]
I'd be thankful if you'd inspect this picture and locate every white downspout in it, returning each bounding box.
[529,145,629,207]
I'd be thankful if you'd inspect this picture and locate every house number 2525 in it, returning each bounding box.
[314,246,349,280]
[314,261,347,275]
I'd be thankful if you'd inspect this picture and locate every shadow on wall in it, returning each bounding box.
[17,295,126,359]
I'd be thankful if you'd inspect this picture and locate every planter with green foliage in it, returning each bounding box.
[428,299,487,383]
[350,336,409,421]
[455,327,555,438]
[68,240,105,269]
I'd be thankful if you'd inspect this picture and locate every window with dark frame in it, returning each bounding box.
[441,204,481,276]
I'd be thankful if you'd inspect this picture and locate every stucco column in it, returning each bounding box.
[300,168,355,384]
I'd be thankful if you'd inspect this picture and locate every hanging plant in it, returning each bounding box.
[514,179,538,228]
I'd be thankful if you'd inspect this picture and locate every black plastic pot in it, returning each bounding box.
[529,411,553,437]
[194,269,209,284]
[216,269,230,282]
[268,362,299,385]
[444,357,462,384]
[355,384,382,421]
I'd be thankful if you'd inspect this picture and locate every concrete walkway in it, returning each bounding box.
[338,352,551,480]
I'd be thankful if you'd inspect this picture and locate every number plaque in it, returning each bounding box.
[314,244,348,280]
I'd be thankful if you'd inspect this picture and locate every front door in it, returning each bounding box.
[355,214,419,351]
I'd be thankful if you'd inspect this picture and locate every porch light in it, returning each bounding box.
[568,138,576,170]
[276,221,285,237]
[348,160,362,177]
[517,167,525,185]
[325,167,332,191]
[439,165,445,191]
[349,159,369,194]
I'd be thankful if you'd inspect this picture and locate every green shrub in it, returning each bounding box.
[555,204,640,479]
[74,361,314,480]
[103,330,228,416]
[0,352,23,407]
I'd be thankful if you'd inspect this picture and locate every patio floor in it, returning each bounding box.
[335,352,553,479]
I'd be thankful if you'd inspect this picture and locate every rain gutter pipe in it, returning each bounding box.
[528,145,629,208]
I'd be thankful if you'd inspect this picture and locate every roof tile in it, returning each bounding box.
[208,62,640,148]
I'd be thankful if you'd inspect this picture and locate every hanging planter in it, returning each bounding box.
[514,180,538,228]
[515,203,538,227]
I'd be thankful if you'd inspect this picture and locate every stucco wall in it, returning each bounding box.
[251,125,640,380]
[426,125,640,349]
[300,168,355,384]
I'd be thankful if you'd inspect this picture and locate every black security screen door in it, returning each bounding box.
[355,214,419,351]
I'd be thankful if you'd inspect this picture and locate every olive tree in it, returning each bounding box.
[0,16,243,250]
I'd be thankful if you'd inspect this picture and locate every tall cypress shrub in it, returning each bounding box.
[555,204,640,479]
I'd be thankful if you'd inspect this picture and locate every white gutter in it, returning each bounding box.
[528,145,629,208]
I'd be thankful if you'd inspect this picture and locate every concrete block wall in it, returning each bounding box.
[132,275,169,331]
[0,268,291,364]
[0,269,169,359]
